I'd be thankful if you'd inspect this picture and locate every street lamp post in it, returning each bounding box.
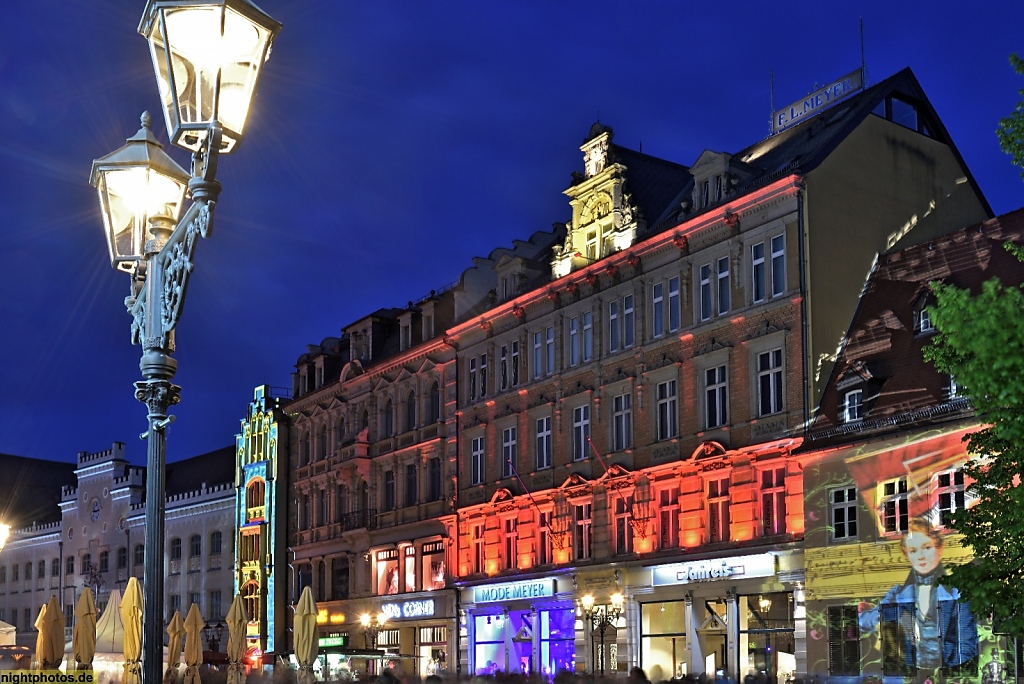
[579,592,624,676]
[360,612,389,675]
[88,4,280,684]
[204,621,226,653]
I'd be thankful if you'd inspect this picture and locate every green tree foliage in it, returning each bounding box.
[997,53,1024,180]
[925,248,1024,635]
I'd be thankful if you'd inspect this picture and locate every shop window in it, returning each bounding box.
[828,605,860,676]
[421,541,446,591]
[375,549,399,596]
[741,593,795,683]
[404,546,416,593]
[640,601,688,679]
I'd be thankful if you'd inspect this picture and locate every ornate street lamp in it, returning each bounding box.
[360,612,389,650]
[204,621,225,652]
[89,4,279,684]
[579,592,624,676]
[139,0,281,154]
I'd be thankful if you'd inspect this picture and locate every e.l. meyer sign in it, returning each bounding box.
[473,579,556,604]
[772,69,863,134]
[651,553,776,586]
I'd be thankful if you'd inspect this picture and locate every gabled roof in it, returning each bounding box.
[808,208,1024,443]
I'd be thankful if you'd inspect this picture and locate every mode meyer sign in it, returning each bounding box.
[772,69,863,134]
[473,579,556,604]
[651,553,776,586]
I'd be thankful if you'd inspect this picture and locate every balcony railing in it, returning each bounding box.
[340,508,376,532]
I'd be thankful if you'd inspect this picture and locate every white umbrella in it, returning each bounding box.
[183,603,205,684]
[165,610,185,684]
[225,595,248,684]
[73,588,97,670]
[293,587,318,684]
[121,577,143,684]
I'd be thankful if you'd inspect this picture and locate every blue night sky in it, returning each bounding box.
[1,1,1022,464]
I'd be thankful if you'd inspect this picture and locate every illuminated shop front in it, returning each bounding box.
[355,593,456,678]
[462,577,576,677]
[638,552,804,683]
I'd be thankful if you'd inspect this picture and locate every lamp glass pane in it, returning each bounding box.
[98,166,186,264]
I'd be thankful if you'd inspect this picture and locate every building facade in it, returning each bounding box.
[0,442,235,651]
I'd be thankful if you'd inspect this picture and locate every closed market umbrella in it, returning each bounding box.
[73,587,97,670]
[121,577,143,684]
[165,610,186,684]
[45,595,65,670]
[293,586,318,684]
[183,603,205,684]
[225,595,248,684]
[34,597,62,669]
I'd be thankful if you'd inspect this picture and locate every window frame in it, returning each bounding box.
[830,486,859,542]
[501,425,517,479]
[535,416,552,470]
[611,391,632,452]
[655,379,678,441]
[470,436,485,486]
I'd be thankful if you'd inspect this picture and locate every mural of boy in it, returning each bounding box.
[858,517,978,679]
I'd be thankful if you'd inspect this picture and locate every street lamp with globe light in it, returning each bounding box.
[88,4,280,684]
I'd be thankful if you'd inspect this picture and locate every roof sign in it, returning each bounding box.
[772,69,863,135]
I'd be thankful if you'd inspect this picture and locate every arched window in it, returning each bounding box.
[383,399,394,437]
[300,432,311,466]
[99,551,109,572]
[405,390,417,431]
[335,416,346,444]
[210,531,223,555]
[169,538,182,561]
[428,381,440,423]
[189,535,202,558]
[319,425,328,460]
[242,580,260,625]
[81,554,91,573]
[246,479,266,518]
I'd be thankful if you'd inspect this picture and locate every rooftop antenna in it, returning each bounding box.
[860,17,868,85]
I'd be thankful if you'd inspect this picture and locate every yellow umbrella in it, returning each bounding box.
[73,587,98,670]
[121,577,143,684]
[293,586,318,684]
[225,595,248,684]
[33,598,61,669]
[165,610,186,684]
[183,603,205,684]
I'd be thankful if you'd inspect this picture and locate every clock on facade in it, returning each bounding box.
[91,499,101,522]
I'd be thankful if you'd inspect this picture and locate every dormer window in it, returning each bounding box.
[944,375,959,401]
[913,292,936,335]
[871,94,933,138]
[842,389,863,424]
[918,307,934,333]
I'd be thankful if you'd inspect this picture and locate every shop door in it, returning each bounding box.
[697,601,729,679]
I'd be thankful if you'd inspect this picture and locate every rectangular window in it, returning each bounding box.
[471,523,485,574]
[503,517,518,570]
[771,234,786,297]
[828,606,861,676]
[699,264,712,321]
[582,312,593,362]
[384,470,396,512]
[658,488,679,549]
[210,590,223,621]
[704,365,728,429]
[471,437,485,486]
[511,340,519,386]
[843,389,863,423]
[656,380,678,441]
[937,469,966,527]
[478,354,488,397]
[668,276,680,332]
[761,467,787,536]
[708,477,730,543]
[623,295,635,348]
[608,301,620,353]
[881,477,909,534]
[536,416,552,469]
[569,317,580,366]
[752,241,766,303]
[831,486,859,541]
[574,503,593,560]
[428,457,442,502]
[533,331,543,379]
[572,405,591,462]
[469,357,477,401]
[613,496,633,555]
[612,393,632,452]
[701,179,710,207]
[757,349,784,416]
[405,463,417,508]
[881,603,916,677]
[717,256,731,315]
[502,426,517,479]
[500,345,509,391]
[652,282,664,337]
[545,326,555,374]
[539,511,552,566]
